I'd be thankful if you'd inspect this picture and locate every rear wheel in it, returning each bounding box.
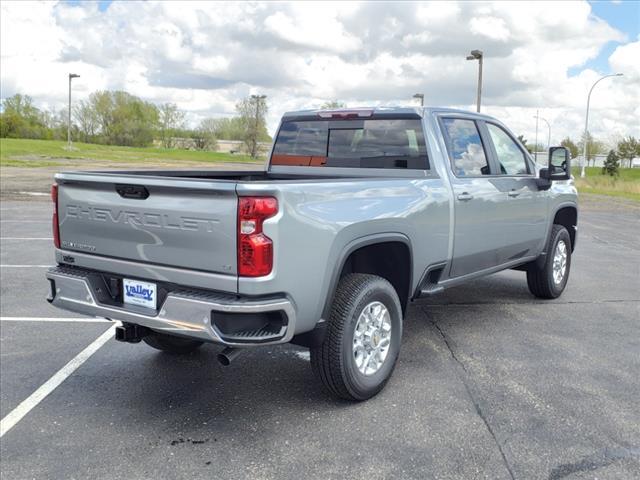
[311,273,403,401]
[143,331,203,354]
[527,224,572,299]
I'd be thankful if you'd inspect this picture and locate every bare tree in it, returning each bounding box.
[236,95,268,158]
[158,103,185,149]
[191,118,218,151]
[73,100,98,143]
[617,136,639,168]
[578,131,606,167]
[320,100,346,109]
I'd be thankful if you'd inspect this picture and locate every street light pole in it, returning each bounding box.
[413,93,424,106]
[580,73,623,178]
[534,110,539,162]
[534,114,551,151]
[67,73,80,148]
[466,50,483,112]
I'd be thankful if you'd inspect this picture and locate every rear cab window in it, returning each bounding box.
[440,118,490,177]
[272,118,429,169]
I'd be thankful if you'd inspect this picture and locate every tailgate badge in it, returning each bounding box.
[61,240,96,252]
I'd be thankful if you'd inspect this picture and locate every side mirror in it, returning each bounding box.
[541,146,571,181]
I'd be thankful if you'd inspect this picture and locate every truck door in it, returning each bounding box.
[480,121,548,264]
[440,117,506,278]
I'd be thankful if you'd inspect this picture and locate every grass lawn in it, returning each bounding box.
[1,138,638,201]
[572,167,640,201]
[0,137,259,167]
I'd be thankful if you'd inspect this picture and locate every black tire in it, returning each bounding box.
[311,273,403,401]
[527,224,572,299]
[143,331,204,354]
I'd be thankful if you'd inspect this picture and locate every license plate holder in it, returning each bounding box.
[123,278,157,310]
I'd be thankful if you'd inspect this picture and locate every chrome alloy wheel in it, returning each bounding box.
[553,240,568,285]
[352,301,392,376]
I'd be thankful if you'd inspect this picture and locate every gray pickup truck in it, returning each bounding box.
[46,107,577,401]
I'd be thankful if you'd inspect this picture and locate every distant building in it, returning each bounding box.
[153,138,270,156]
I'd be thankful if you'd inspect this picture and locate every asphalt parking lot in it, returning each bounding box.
[1,196,638,480]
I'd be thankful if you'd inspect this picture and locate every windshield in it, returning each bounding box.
[272,119,429,169]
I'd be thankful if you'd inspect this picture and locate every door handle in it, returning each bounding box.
[457,192,474,201]
[508,190,520,198]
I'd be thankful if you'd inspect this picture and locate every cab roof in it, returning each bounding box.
[281,106,496,122]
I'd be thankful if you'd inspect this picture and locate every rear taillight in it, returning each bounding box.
[237,196,278,277]
[51,184,60,248]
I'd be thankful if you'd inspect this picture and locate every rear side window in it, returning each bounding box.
[272,119,429,169]
[441,118,490,176]
[486,123,530,175]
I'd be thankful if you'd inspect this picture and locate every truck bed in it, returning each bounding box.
[67,169,356,182]
[53,168,385,283]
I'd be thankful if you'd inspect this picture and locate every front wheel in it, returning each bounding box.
[527,224,572,299]
[311,273,403,401]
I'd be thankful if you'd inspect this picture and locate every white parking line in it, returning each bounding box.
[0,317,110,323]
[0,237,53,240]
[0,265,53,268]
[0,324,116,438]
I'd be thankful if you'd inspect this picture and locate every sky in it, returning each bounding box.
[1,0,638,146]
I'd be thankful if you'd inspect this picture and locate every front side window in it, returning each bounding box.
[487,123,530,175]
[272,119,429,169]
[441,118,490,176]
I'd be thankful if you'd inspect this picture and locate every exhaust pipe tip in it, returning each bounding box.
[217,347,243,366]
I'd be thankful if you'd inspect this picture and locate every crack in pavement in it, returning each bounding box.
[426,308,516,480]
[548,446,640,480]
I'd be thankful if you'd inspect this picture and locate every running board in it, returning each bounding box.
[415,263,447,298]
[419,285,445,296]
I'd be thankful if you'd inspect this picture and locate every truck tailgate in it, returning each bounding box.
[57,174,238,275]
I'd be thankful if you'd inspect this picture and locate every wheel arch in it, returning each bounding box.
[534,203,578,270]
[321,233,413,320]
[551,204,578,252]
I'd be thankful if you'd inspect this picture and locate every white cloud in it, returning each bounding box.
[469,16,510,41]
[0,0,638,145]
[609,38,640,78]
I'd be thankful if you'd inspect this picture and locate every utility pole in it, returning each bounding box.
[249,94,266,158]
[534,113,551,151]
[534,110,539,162]
[67,73,80,148]
[580,73,623,177]
[413,93,424,106]
[466,50,483,112]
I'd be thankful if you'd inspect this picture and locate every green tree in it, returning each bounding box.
[578,131,606,167]
[87,90,159,147]
[74,100,98,143]
[602,149,620,176]
[236,95,270,158]
[198,117,246,141]
[616,136,639,168]
[158,103,185,148]
[191,118,220,151]
[320,100,346,109]
[0,94,48,139]
[560,137,579,159]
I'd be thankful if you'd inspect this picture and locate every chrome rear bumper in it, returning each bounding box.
[46,266,296,347]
